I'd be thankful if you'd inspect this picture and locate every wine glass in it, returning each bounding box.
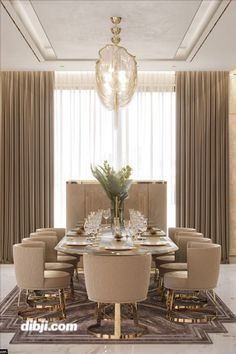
[124,220,130,240]
[103,209,111,225]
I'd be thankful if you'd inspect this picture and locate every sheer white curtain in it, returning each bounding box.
[54,71,176,227]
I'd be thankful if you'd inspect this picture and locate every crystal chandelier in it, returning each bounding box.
[96,17,137,123]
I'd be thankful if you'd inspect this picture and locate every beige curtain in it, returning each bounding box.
[176,71,229,263]
[0,72,54,263]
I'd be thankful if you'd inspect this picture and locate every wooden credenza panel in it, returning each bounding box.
[84,184,110,216]
[66,181,167,232]
[66,183,85,230]
[148,183,167,233]
[124,184,148,218]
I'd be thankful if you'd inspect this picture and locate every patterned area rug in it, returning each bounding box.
[0,276,235,344]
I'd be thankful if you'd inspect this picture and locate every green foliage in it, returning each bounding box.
[91,161,132,202]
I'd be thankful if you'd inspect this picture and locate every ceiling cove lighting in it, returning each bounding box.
[96,17,137,127]
[5,0,56,60]
[175,0,223,60]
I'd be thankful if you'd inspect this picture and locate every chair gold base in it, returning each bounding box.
[87,322,147,339]
[88,302,147,340]
[173,302,208,310]
[165,288,218,323]
[17,307,65,322]
[166,311,214,324]
[17,288,66,321]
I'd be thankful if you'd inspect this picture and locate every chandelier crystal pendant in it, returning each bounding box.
[96,17,137,125]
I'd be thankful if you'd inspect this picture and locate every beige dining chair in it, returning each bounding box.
[158,237,211,289]
[36,228,66,241]
[84,253,152,339]
[22,238,75,295]
[153,228,197,284]
[13,243,70,318]
[30,232,78,273]
[168,227,197,241]
[164,242,221,321]
[155,231,203,269]
[31,231,80,274]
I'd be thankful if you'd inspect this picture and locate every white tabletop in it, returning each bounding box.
[55,228,178,256]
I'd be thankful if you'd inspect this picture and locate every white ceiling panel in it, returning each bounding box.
[0,0,236,71]
[30,0,202,59]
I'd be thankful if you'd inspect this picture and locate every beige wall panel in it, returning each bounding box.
[124,184,149,218]
[148,183,167,233]
[66,181,167,232]
[84,184,110,216]
[66,183,85,230]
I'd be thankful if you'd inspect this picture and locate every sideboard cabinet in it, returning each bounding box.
[66,181,167,232]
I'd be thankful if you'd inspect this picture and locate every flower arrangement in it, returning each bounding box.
[91,161,132,224]
[91,161,132,203]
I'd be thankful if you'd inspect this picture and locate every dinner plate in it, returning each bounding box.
[71,228,84,234]
[139,241,168,246]
[66,231,78,236]
[142,231,163,237]
[65,242,91,246]
[104,246,134,251]
[152,227,161,231]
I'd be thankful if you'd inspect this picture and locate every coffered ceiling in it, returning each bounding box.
[1,0,236,71]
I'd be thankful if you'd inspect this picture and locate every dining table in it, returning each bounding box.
[55,227,178,257]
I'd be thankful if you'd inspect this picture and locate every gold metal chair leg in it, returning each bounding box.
[165,289,170,308]
[17,289,22,307]
[70,277,74,297]
[167,289,175,311]
[74,265,79,281]
[25,289,30,305]
[59,289,66,319]
[132,303,139,326]
[96,302,102,325]
[154,267,158,282]
[114,303,121,338]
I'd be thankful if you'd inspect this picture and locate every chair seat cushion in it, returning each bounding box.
[57,252,80,260]
[57,255,78,268]
[45,262,74,276]
[155,255,175,266]
[159,262,187,276]
[164,271,188,290]
[43,270,70,289]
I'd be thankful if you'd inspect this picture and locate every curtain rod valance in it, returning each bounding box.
[55,71,175,92]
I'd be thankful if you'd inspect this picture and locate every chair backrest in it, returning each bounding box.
[84,254,152,304]
[29,234,58,262]
[175,235,210,262]
[168,227,196,240]
[173,231,202,243]
[13,243,44,289]
[36,228,65,241]
[31,231,57,237]
[187,242,221,289]
[22,238,46,261]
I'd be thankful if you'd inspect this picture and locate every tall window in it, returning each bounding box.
[54,72,176,227]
